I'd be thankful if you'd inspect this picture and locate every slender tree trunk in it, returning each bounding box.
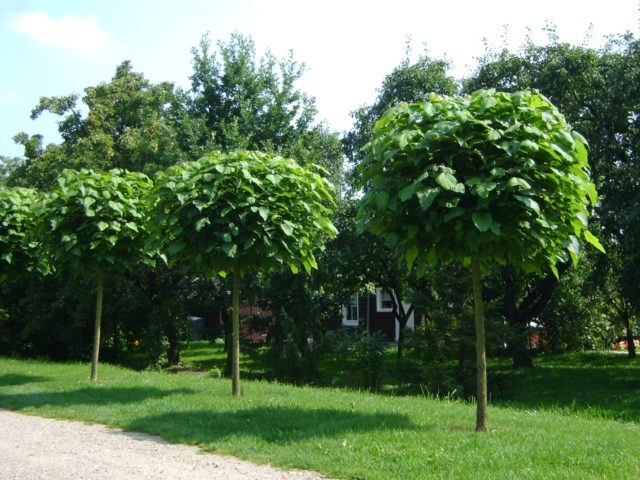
[222,310,233,376]
[471,258,488,432]
[625,315,636,358]
[231,264,241,396]
[90,270,104,382]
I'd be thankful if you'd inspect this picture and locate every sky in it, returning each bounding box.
[1,0,639,158]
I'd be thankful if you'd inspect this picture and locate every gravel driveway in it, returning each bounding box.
[0,410,331,480]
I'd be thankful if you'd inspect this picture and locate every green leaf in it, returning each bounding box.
[405,244,419,269]
[586,182,598,205]
[280,223,294,236]
[472,211,493,232]
[435,171,458,191]
[288,262,300,274]
[383,149,400,161]
[515,195,540,214]
[416,189,439,211]
[475,182,497,199]
[465,177,483,186]
[125,222,139,233]
[397,130,415,149]
[96,221,109,232]
[375,191,389,209]
[519,140,540,152]
[576,212,588,227]
[507,177,532,190]
[583,230,605,253]
[398,183,420,202]
[222,243,237,258]
[564,234,581,264]
[479,94,497,112]
[195,217,210,232]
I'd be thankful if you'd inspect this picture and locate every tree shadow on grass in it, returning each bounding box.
[125,406,420,447]
[0,373,50,387]
[0,386,194,411]
[493,366,640,422]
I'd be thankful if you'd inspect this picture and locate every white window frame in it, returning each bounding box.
[342,293,360,326]
[376,288,394,312]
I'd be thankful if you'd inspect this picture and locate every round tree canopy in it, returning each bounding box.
[357,89,604,277]
[148,150,337,278]
[42,168,153,276]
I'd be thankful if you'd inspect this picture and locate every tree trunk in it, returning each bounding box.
[512,342,534,368]
[397,324,405,360]
[112,318,121,363]
[166,319,180,366]
[90,270,104,382]
[471,258,488,432]
[502,268,534,368]
[222,310,232,376]
[388,288,413,360]
[231,264,241,397]
[625,315,636,358]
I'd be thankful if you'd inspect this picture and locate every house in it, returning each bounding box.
[327,288,416,342]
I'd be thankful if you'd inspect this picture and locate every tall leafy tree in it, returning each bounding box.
[13,62,188,189]
[189,33,344,186]
[190,33,314,152]
[466,34,640,356]
[148,150,337,396]
[40,169,153,381]
[357,89,602,431]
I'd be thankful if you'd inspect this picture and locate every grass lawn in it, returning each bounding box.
[492,351,640,423]
[1,354,639,479]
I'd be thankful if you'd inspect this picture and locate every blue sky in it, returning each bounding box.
[1,0,639,158]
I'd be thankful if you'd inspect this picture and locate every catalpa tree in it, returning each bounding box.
[357,89,603,431]
[148,150,337,396]
[41,169,153,381]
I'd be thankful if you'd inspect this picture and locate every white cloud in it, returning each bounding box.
[10,12,111,53]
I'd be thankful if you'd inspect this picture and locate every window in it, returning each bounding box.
[376,288,394,312]
[343,294,360,326]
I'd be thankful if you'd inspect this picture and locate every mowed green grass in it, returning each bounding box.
[1,356,639,479]
[493,352,640,423]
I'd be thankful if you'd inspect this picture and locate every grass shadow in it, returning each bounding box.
[126,406,419,446]
[0,373,50,387]
[492,365,640,422]
[0,386,194,411]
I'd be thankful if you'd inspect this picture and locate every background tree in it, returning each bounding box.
[344,51,459,173]
[357,90,602,431]
[13,61,188,189]
[189,33,343,184]
[0,187,47,283]
[148,150,337,396]
[40,169,153,381]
